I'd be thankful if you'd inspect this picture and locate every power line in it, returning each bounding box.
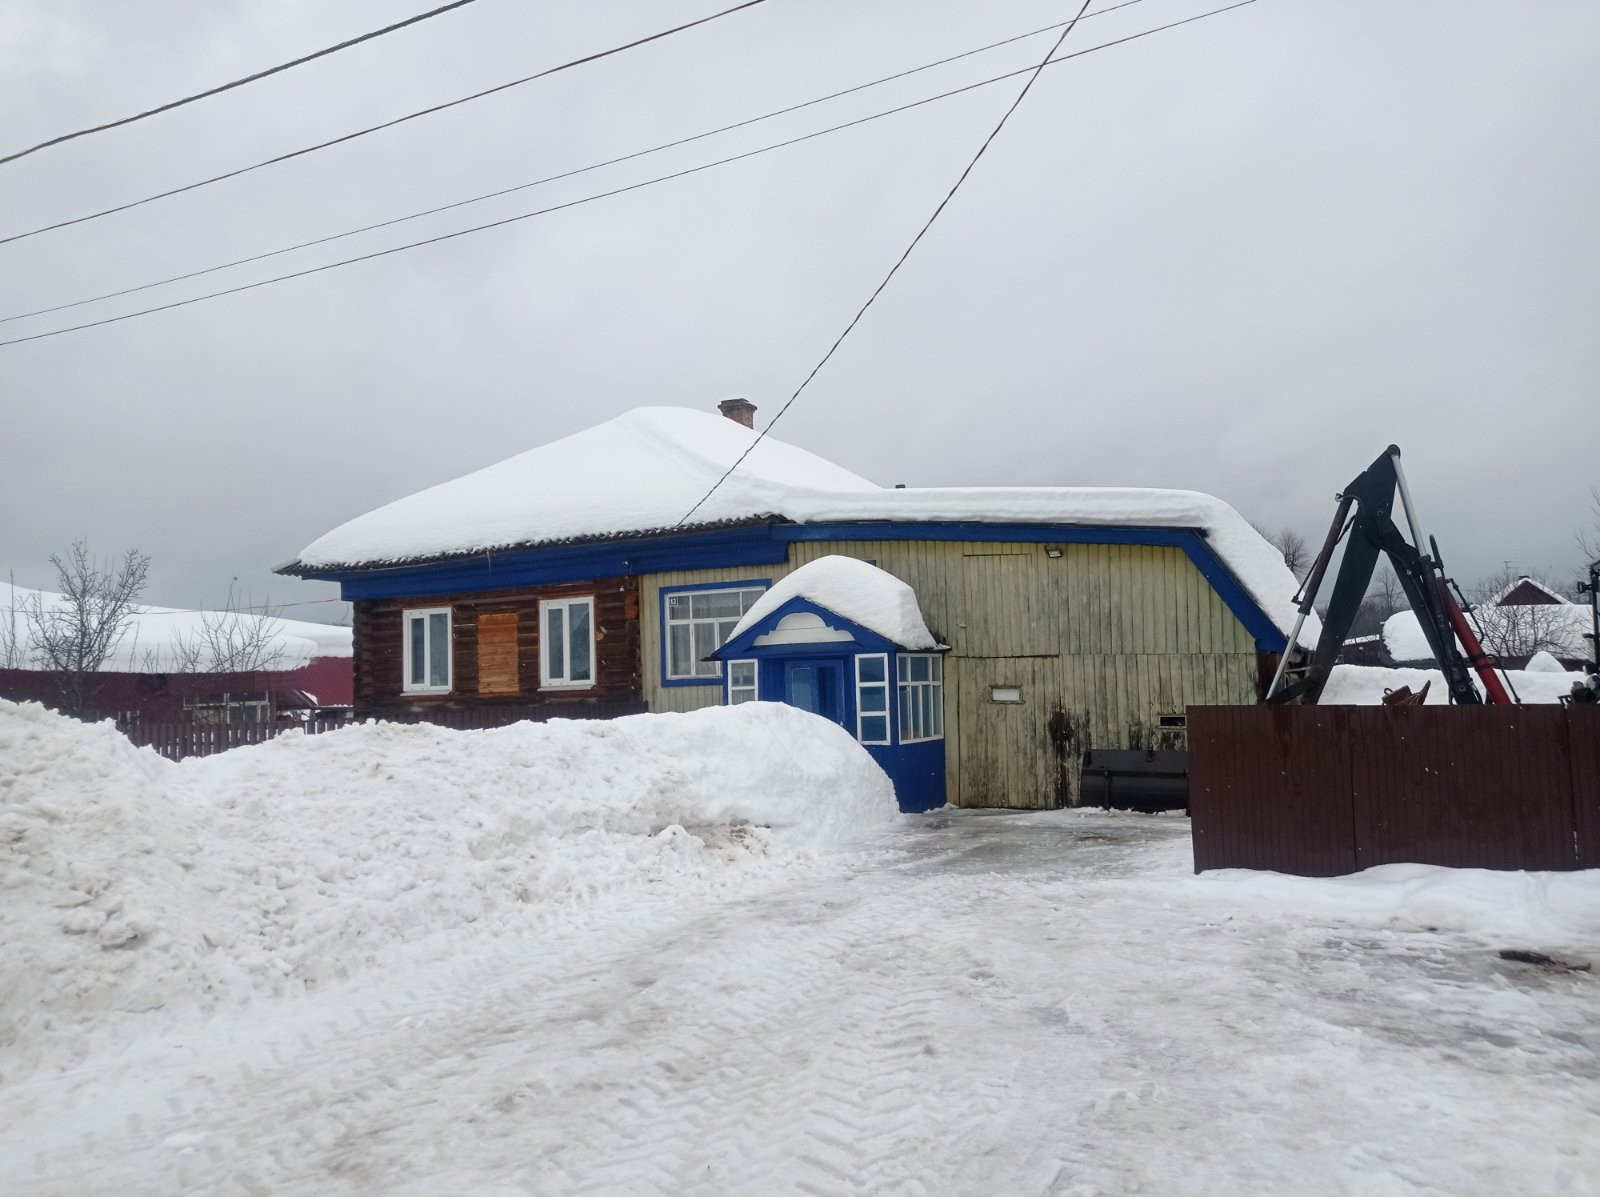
[1,0,1152,327]
[676,0,1098,528]
[0,1,1260,350]
[0,0,771,248]
[1,0,487,168]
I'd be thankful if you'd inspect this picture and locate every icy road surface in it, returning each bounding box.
[4,811,1597,1196]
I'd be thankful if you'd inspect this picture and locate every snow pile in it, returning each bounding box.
[729,555,941,650]
[1,582,351,672]
[288,407,1313,645]
[1323,663,1581,704]
[1192,860,1600,955]
[0,699,896,1073]
[1525,649,1570,674]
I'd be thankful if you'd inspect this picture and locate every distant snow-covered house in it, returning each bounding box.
[1381,574,1593,671]
[279,402,1310,809]
[0,583,353,723]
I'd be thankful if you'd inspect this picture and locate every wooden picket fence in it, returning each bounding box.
[126,699,649,761]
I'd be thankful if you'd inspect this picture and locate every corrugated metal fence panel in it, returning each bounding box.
[1187,706,1357,876]
[1190,705,1594,875]
[1571,710,1600,868]
[1349,707,1575,871]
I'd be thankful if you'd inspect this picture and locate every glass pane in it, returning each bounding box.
[409,616,424,686]
[698,590,745,618]
[931,656,943,681]
[897,656,909,682]
[428,613,449,687]
[730,687,755,705]
[547,607,565,680]
[667,594,688,618]
[860,714,887,743]
[693,622,717,671]
[910,656,930,682]
[569,603,591,681]
[920,687,932,737]
[899,686,910,732]
[739,588,763,613]
[858,656,885,683]
[860,685,886,713]
[668,624,691,676]
[931,688,943,736]
[716,618,740,646]
[731,661,755,687]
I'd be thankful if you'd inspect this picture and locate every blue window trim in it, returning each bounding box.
[301,520,1286,654]
[855,652,891,745]
[658,577,770,688]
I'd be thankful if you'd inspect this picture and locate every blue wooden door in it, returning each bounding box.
[785,661,845,728]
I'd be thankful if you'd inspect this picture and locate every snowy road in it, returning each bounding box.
[5,811,1598,1196]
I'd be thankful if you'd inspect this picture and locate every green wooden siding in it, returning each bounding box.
[641,540,1259,806]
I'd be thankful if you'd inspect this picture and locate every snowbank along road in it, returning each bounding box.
[5,808,1598,1196]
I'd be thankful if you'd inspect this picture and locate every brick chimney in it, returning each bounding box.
[717,398,757,429]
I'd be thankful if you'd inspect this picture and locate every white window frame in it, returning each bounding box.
[540,596,596,690]
[855,653,890,745]
[663,583,768,681]
[402,607,453,694]
[726,659,759,705]
[897,653,945,743]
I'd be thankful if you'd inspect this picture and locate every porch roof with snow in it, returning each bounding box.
[722,556,942,653]
[281,406,1313,648]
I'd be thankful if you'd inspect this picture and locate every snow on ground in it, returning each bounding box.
[729,554,941,649]
[0,699,895,1078]
[4,704,1597,1196]
[1325,662,1582,704]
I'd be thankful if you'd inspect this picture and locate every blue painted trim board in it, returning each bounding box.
[302,520,1286,653]
[657,577,769,688]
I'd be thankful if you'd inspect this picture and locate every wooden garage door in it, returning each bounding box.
[955,657,1065,809]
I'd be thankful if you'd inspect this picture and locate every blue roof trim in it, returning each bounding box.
[306,519,1284,653]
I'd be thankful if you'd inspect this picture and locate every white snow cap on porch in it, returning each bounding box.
[290,406,1313,643]
[730,556,941,651]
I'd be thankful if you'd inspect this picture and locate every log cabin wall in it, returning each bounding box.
[352,575,640,719]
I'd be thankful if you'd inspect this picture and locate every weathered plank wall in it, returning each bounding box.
[641,541,1259,808]
[352,576,639,719]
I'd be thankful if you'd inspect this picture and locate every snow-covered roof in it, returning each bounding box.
[1,583,351,673]
[288,406,1313,642]
[1382,604,1593,664]
[1488,575,1571,606]
[729,556,941,651]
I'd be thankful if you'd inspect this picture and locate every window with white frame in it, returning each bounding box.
[402,608,452,693]
[540,596,594,688]
[727,660,758,705]
[664,584,766,680]
[897,654,944,741]
[856,654,890,744]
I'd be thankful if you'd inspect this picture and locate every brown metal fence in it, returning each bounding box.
[1187,705,1600,875]
[129,699,649,761]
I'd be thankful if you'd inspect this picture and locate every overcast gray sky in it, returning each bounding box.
[2,0,1597,621]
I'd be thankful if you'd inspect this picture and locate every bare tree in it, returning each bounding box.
[1580,486,1600,566]
[153,582,290,674]
[23,541,150,714]
[1345,566,1407,637]
[1252,522,1311,579]
[1463,565,1585,659]
[1,570,25,669]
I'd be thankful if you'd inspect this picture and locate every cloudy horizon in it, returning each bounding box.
[3,0,1596,620]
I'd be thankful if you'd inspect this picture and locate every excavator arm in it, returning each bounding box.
[1265,446,1511,705]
